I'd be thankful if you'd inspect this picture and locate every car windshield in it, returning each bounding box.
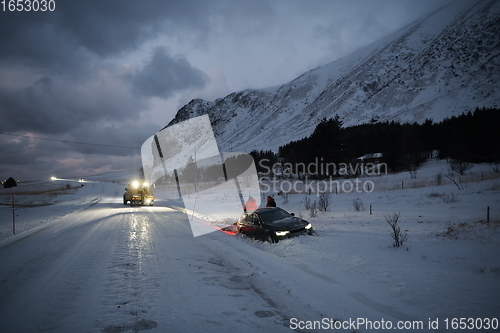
[258,209,291,223]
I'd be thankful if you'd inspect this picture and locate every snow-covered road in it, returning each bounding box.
[0,191,306,332]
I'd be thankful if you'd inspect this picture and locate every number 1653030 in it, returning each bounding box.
[2,0,56,12]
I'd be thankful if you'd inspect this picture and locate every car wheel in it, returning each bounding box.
[265,233,278,244]
[308,228,314,235]
[123,197,127,205]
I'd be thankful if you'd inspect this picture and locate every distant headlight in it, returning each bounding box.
[305,223,312,230]
[131,181,139,188]
[275,231,289,237]
[143,182,149,187]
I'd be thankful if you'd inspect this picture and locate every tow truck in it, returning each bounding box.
[123,180,155,206]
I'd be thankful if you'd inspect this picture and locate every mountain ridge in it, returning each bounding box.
[167,0,500,152]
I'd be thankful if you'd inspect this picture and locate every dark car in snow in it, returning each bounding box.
[236,207,313,243]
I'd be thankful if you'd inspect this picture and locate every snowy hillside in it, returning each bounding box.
[167,0,500,152]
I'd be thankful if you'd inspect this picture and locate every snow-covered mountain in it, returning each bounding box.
[167,0,500,152]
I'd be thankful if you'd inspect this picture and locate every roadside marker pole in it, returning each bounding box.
[12,190,15,234]
[487,206,490,224]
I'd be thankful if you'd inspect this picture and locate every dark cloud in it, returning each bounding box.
[0,0,209,140]
[0,16,91,75]
[54,1,212,57]
[0,1,214,74]
[0,76,67,134]
[129,46,208,99]
[0,71,147,135]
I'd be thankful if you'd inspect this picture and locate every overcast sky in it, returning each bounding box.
[0,0,451,181]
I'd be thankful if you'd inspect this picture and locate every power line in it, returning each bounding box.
[0,132,140,149]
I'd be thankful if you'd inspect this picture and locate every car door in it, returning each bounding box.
[250,213,265,238]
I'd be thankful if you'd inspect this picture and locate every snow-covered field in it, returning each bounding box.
[0,170,132,241]
[257,160,500,328]
[0,160,499,332]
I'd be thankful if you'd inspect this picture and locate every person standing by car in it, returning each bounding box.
[266,196,276,207]
[244,196,258,212]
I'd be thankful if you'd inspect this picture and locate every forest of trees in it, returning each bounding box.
[251,107,500,177]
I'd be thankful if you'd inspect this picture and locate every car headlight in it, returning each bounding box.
[305,223,312,230]
[275,231,289,237]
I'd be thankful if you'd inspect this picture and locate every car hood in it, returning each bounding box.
[262,217,308,231]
